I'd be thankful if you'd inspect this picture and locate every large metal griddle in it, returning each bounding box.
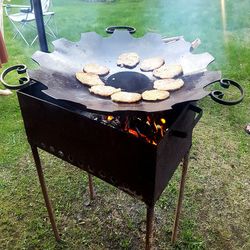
[29,30,222,113]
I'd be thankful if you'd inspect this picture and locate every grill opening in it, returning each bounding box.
[99,113,168,145]
[106,71,152,93]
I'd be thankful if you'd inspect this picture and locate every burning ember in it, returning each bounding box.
[89,113,168,145]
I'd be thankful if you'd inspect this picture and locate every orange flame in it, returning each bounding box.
[107,116,114,121]
[128,129,139,137]
[104,115,167,145]
[160,118,166,124]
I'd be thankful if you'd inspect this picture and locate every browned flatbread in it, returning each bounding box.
[111,91,141,103]
[83,63,109,76]
[117,52,140,68]
[154,79,184,91]
[75,72,105,86]
[89,85,121,97]
[140,57,164,71]
[142,90,170,101]
[153,64,183,79]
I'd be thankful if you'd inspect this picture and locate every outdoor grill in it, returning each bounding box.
[1,28,244,249]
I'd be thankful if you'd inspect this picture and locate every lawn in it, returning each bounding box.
[0,0,249,249]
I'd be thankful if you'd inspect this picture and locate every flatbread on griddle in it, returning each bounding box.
[117,52,140,68]
[89,85,121,97]
[154,79,184,91]
[142,89,170,101]
[140,57,164,71]
[75,72,105,86]
[111,91,141,103]
[83,63,109,76]
[153,64,183,79]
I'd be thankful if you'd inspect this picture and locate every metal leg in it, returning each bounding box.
[31,146,60,241]
[171,151,189,244]
[10,19,30,45]
[12,22,26,40]
[145,204,155,250]
[44,15,57,38]
[88,173,95,200]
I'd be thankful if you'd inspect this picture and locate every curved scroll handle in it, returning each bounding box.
[0,64,30,90]
[210,78,244,105]
[106,26,136,34]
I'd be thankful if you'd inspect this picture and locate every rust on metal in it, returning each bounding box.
[171,152,190,244]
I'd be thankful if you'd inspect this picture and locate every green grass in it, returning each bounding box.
[0,0,250,249]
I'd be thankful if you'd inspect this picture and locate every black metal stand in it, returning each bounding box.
[171,151,189,244]
[31,146,60,241]
[30,146,189,248]
[31,145,97,242]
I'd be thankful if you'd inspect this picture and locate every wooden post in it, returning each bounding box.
[0,0,3,35]
[0,0,8,67]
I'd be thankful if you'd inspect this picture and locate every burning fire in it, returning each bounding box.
[104,114,168,145]
[107,115,114,121]
[128,129,139,137]
[160,118,166,124]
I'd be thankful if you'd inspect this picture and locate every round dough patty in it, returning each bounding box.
[89,85,121,97]
[75,72,105,86]
[140,57,164,71]
[83,63,109,76]
[111,91,141,103]
[142,90,170,101]
[117,52,140,68]
[154,79,184,91]
[153,64,183,79]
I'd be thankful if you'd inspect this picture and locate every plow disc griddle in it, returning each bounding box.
[30,31,221,113]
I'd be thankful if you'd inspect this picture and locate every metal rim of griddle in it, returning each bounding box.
[1,69,244,113]
[1,69,242,114]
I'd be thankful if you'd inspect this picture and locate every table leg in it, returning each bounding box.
[31,145,60,241]
[171,151,189,244]
[145,204,155,250]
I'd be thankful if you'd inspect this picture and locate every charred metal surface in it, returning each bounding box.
[29,68,220,114]
[17,83,200,205]
[106,71,152,93]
